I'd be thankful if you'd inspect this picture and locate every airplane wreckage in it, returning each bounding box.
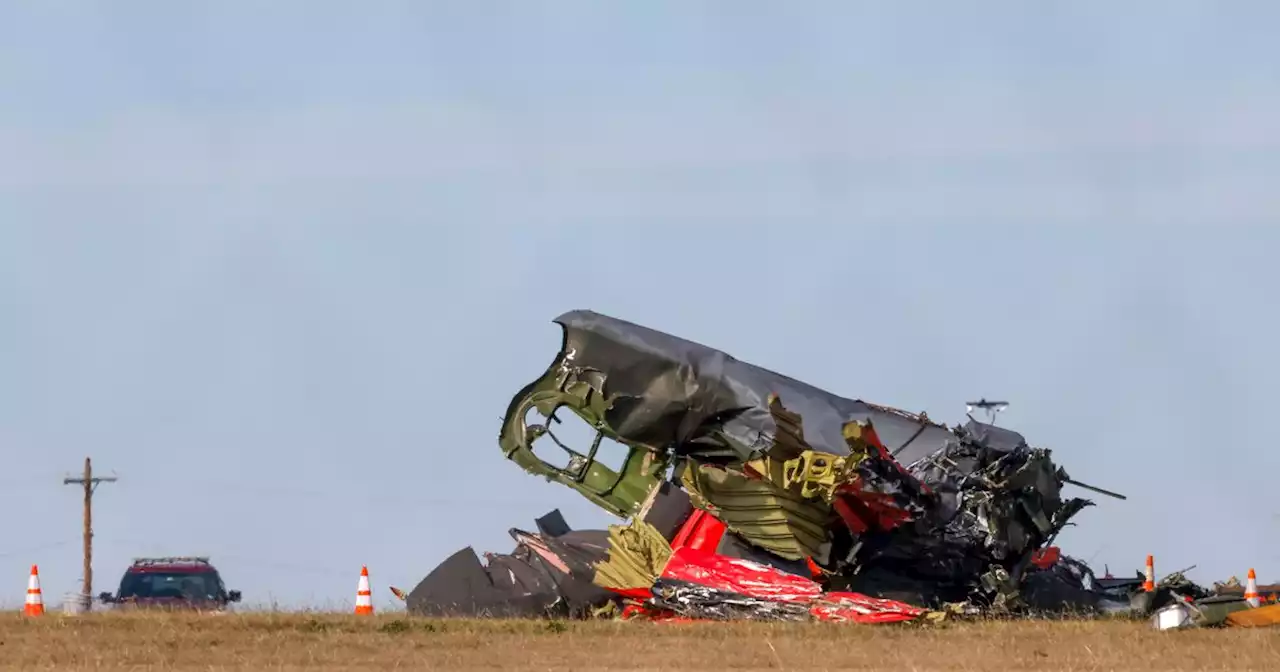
[403,310,1242,624]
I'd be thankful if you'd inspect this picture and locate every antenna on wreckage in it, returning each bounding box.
[965,398,1009,425]
[962,397,1129,501]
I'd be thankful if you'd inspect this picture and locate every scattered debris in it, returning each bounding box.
[1146,568,1280,631]
[1225,603,1280,628]
[404,509,611,618]
[1214,574,1280,604]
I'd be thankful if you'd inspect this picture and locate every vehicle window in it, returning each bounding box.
[118,571,222,600]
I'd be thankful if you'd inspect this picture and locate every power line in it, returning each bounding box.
[0,539,79,561]
[135,479,544,509]
[0,470,82,492]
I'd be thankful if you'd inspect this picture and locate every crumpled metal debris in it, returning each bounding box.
[1147,571,1280,630]
[493,310,1126,615]
[1152,595,1254,630]
[592,518,673,593]
[1213,576,1280,604]
[404,509,612,618]
[1225,602,1280,627]
[599,515,925,624]
[872,421,1097,609]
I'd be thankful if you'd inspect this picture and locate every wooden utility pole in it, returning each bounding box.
[63,457,117,603]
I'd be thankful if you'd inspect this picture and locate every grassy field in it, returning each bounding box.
[1,611,1276,670]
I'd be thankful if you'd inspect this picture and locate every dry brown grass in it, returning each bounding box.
[0,611,1276,671]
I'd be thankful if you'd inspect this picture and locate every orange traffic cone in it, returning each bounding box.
[1245,568,1260,607]
[23,565,44,617]
[354,566,373,615]
[1143,555,1155,592]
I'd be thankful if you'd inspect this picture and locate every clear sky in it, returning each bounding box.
[2,2,1277,610]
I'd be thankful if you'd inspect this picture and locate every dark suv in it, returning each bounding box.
[99,556,242,611]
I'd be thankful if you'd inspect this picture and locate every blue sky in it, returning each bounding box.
[2,2,1277,609]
